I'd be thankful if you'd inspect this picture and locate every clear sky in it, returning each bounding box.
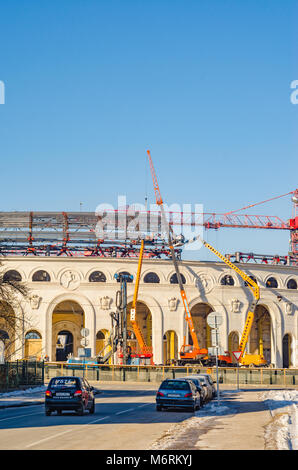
[0,0,297,261]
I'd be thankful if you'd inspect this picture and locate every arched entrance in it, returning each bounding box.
[0,302,15,361]
[163,330,178,365]
[96,329,112,363]
[189,303,213,349]
[24,330,42,359]
[56,330,73,361]
[249,305,271,363]
[52,300,84,361]
[228,331,240,364]
[126,301,152,356]
[282,334,292,368]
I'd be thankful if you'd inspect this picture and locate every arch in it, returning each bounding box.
[163,330,178,365]
[244,275,258,287]
[89,271,106,282]
[56,330,73,362]
[32,270,51,282]
[45,292,96,361]
[220,274,235,286]
[287,278,297,290]
[143,272,160,283]
[96,328,111,363]
[115,271,133,283]
[249,304,272,364]
[265,277,278,288]
[24,330,42,359]
[228,331,240,363]
[125,293,163,364]
[3,270,22,282]
[126,300,152,358]
[170,273,186,284]
[189,302,213,349]
[51,299,85,361]
[282,334,293,368]
[0,302,16,360]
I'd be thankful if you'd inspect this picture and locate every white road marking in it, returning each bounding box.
[0,411,43,422]
[115,408,134,415]
[25,415,111,448]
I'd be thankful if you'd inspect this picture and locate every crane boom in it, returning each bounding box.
[146,150,207,361]
[181,234,266,366]
[130,239,153,358]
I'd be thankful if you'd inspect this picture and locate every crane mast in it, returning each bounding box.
[146,150,208,362]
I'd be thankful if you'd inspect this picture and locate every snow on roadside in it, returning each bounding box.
[260,389,298,450]
[0,386,46,398]
[149,400,231,450]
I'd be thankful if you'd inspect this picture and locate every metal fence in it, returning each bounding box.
[44,362,298,387]
[0,361,45,392]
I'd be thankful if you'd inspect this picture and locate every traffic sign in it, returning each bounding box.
[80,337,89,347]
[207,311,223,329]
[81,328,90,337]
[232,351,242,361]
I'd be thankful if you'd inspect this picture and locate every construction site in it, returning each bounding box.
[0,152,297,369]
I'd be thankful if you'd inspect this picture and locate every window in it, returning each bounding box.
[32,270,50,282]
[266,277,278,288]
[287,279,297,290]
[170,273,186,284]
[25,331,41,340]
[116,272,133,282]
[144,272,160,283]
[244,275,257,287]
[3,270,22,282]
[89,271,106,282]
[220,275,234,286]
[0,330,9,341]
[161,380,190,390]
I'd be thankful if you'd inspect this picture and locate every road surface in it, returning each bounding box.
[0,383,194,450]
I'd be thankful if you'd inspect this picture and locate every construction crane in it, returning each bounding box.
[147,150,268,367]
[129,239,153,364]
[147,150,208,364]
[182,234,267,366]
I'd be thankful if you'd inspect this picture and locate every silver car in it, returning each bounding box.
[193,374,213,402]
[199,373,217,398]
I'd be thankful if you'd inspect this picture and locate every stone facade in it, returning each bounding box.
[1,256,297,368]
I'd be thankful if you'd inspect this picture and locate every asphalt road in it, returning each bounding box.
[0,383,196,450]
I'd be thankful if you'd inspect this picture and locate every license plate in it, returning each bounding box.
[167,394,180,398]
[55,392,70,397]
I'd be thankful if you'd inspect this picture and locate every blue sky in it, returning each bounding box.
[0,0,297,261]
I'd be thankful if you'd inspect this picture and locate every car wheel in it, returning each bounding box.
[57,410,62,415]
[156,405,162,411]
[89,400,95,414]
[45,409,51,416]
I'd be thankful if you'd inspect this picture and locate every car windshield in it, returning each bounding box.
[49,378,79,388]
[160,381,189,390]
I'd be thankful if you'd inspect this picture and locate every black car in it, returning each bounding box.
[156,378,201,412]
[45,376,95,416]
